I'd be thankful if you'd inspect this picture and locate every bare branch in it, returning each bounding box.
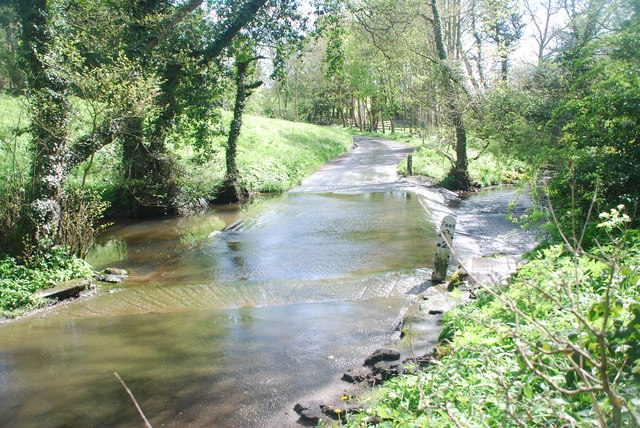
[114,372,153,428]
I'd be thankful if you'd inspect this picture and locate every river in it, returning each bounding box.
[0,137,536,427]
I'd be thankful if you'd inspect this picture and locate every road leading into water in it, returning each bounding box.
[0,136,444,428]
[293,136,413,193]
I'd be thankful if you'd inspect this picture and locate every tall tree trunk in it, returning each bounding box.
[20,0,70,249]
[471,0,488,90]
[117,62,181,217]
[217,58,262,203]
[500,51,509,81]
[429,0,471,190]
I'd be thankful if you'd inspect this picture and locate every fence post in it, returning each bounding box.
[431,215,457,283]
[407,154,413,176]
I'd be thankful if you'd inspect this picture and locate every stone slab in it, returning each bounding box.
[459,257,518,284]
[36,278,90,300]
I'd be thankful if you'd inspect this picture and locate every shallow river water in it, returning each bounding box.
[0,137,536,427]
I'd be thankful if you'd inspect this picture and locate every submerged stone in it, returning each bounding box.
[96,274,123,284]
[103,267,128,276]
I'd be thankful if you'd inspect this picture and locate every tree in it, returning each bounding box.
[426,0,472,188]
[12,0,305,250]
[523,0,564,62]
[16,0,132,252]
[483,0,525,81]
[216,43,264,203]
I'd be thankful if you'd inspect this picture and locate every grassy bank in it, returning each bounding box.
[176,115,352,202]
[348,128,526,188]
[1,94,352,206]
[345,211,640,426]
[67,112,352,208]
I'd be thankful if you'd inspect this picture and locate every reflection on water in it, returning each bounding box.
[89,192,435,284]
[87,240,128,268]
[0,298,407,427]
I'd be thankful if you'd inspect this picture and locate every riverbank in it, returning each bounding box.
[309,177,639,427]
[0,93,353,316]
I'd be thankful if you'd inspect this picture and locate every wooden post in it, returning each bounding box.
[432,215,456,283]
[407,154,413,176]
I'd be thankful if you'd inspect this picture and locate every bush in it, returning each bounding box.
[0,247,93,318]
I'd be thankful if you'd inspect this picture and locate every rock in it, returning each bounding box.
[97,274,123,284]
[428,309,444,315]
[342,370,366,384]
[94,268,129,284]
[364,348,401,367]
[448,268,469,289]
[294,403,324,425]
[373,361,398,381]
[36,278,90,300]
[393,363,406,376]
[320,404,346,422]
[103,267,128,276]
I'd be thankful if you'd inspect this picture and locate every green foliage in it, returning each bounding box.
[0,92,351,217]
[178,114,352,198]
[347,218,640,427]
[0,247,93,318]
[550,56,640,217]
[397,133,526,187]
[476,2,640,226]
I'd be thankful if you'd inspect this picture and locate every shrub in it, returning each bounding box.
[0,247,93,318]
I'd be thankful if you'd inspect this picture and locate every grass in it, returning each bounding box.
[399,134,527,187]
[0,93,30,171]
[175,114,352,201]
[68,111,353,205]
